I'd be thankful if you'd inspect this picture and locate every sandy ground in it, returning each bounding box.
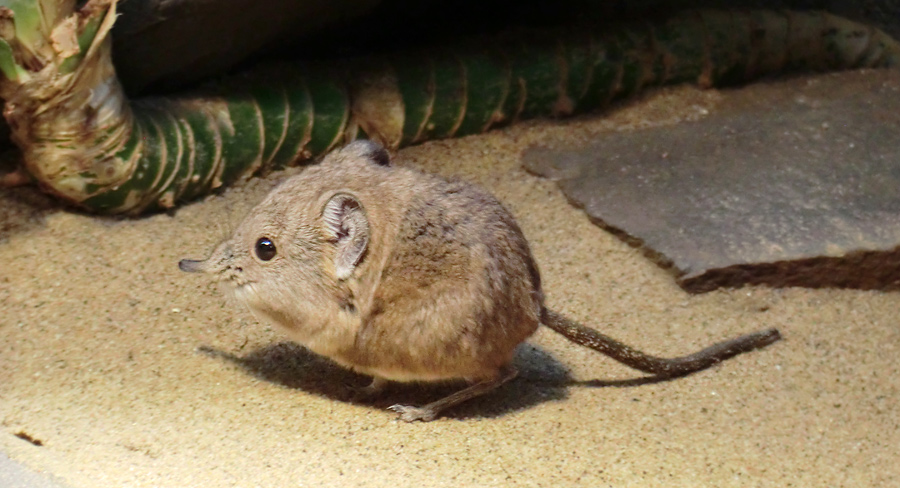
[1,80,898,487]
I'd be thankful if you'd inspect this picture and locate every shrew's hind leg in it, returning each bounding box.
[351,376,390,401]
[388,365,518,422]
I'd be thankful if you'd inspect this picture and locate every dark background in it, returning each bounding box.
[112,0,900,93]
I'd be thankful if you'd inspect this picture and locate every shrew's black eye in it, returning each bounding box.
[254,237,277,261]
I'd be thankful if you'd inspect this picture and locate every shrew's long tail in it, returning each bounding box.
[541,308,782,378]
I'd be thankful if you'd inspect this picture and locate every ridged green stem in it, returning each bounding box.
[2,4,898,214]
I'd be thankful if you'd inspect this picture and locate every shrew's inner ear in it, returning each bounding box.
[322,193,369,280]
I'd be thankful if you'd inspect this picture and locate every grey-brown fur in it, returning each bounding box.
[180,140,780,422]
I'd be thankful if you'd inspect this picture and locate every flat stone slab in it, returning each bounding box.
[524,70,900,293]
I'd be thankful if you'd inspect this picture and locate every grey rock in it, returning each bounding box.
[524,70,900,293]
[0,451,73,488]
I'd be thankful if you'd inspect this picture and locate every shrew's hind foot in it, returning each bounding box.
[388,404,439,422]
[386,365,518,422]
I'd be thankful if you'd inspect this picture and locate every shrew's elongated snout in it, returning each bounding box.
[178,258,208,273]
[179,242,232,274]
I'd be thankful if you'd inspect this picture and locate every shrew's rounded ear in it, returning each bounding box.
[321,192,369,280]
[340,139,391,167]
